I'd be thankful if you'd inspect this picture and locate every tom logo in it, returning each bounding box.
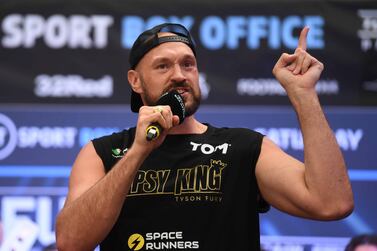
[190,142,230,155]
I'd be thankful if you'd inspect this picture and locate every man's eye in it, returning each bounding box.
[183,61,195,68]
[157,64,168,69]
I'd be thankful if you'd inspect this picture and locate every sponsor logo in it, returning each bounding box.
[199,15,324,50]
[0,113,18,160]
[18,126,77,148]
[121,15,324,50]
[1,14,113,49]
[357,9,377,51]
[190,142,230,155]
[0,112,79,159]
[255,127,363,151]
[128,231,199,250]
[358,10,377,93]
[0,116,119,160]
[129,159,226,203]
[121,16,195,48]
[34,74,113,98]
[112,148,128,158]
[128,233,145,250]
[1,14,325,50]
[79,127,120,147]
[237,78,339,96]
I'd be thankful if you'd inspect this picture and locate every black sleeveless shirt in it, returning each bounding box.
[92,124,266,251]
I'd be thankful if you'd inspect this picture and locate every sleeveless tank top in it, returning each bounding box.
[92,124,267,251]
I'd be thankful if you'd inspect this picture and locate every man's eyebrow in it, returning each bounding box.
[182,53,196,59]
[151,54,195,63]
[151,57,171,64]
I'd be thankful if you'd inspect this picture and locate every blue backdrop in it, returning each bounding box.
[0,0,377,250]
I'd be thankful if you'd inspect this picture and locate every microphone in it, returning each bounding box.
[146,90,186,141]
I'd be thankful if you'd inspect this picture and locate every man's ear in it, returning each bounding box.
[127,70,142,93]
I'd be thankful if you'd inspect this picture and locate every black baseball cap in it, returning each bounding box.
[128,23,196,112]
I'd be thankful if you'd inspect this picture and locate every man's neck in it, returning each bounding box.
[168,116,207,135]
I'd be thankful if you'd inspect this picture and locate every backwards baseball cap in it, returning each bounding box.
[128,23,196,112]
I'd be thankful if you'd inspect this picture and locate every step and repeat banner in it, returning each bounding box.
[0,0,377,106]
[0,0,377,250]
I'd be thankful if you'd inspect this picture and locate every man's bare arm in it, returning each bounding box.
[55,142,148,251]
[255,27,354,220]
[56,105,179,251]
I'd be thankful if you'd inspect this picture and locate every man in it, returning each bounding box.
[56,23,354,251]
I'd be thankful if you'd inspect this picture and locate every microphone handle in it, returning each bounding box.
[146,123,163,141]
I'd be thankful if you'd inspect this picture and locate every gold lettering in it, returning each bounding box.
[130,170,146,194]
[130,169,171,195]
[175,169,191,195]
[175,160,227,195]
[157,170,170,193]
[143,170,157,193]
[194,165,209,192]
[208,160,226,190]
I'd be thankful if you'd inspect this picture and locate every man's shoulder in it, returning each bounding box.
[93,127,135,143]
[91,127,136,169]
[91,127,136,154]
[209,124,263,138]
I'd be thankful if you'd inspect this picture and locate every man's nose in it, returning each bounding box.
[170,63,186,82]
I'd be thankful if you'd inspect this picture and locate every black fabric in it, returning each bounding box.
[92,124,265,251]
[128,23,196,70]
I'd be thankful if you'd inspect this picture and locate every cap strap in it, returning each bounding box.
[157,35,190,45]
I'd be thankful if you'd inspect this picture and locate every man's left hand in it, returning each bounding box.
[272,26,324,98]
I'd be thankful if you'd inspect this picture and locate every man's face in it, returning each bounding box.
[134,39,201,117]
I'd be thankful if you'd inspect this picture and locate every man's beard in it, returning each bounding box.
[140,79,201,117]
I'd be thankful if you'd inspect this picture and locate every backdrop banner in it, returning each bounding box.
[0,0,376,106]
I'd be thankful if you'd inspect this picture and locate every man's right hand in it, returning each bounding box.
[133,105,180,154]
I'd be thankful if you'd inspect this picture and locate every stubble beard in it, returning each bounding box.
[140,78,201,118]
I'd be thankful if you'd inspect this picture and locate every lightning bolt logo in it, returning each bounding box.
[128,233,145,250]
[131,237,141,250]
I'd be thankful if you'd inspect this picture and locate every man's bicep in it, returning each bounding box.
[64,142,106,205]
[255,137,311,217]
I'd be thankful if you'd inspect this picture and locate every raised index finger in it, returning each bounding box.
[297,26,309,51]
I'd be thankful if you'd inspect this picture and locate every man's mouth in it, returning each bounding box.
[175,88,189,95]
[164,83,190,97]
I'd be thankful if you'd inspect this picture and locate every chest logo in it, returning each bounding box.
[111,147,128,158]
[128,159,227,203]
[128,233,145,250]
[190,142,231,155]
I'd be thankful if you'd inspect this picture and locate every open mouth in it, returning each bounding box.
[175,88,188,95]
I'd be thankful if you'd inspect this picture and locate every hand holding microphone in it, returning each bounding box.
[146,90,186,141]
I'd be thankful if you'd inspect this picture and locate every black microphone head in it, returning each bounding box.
[156,90,185,124]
